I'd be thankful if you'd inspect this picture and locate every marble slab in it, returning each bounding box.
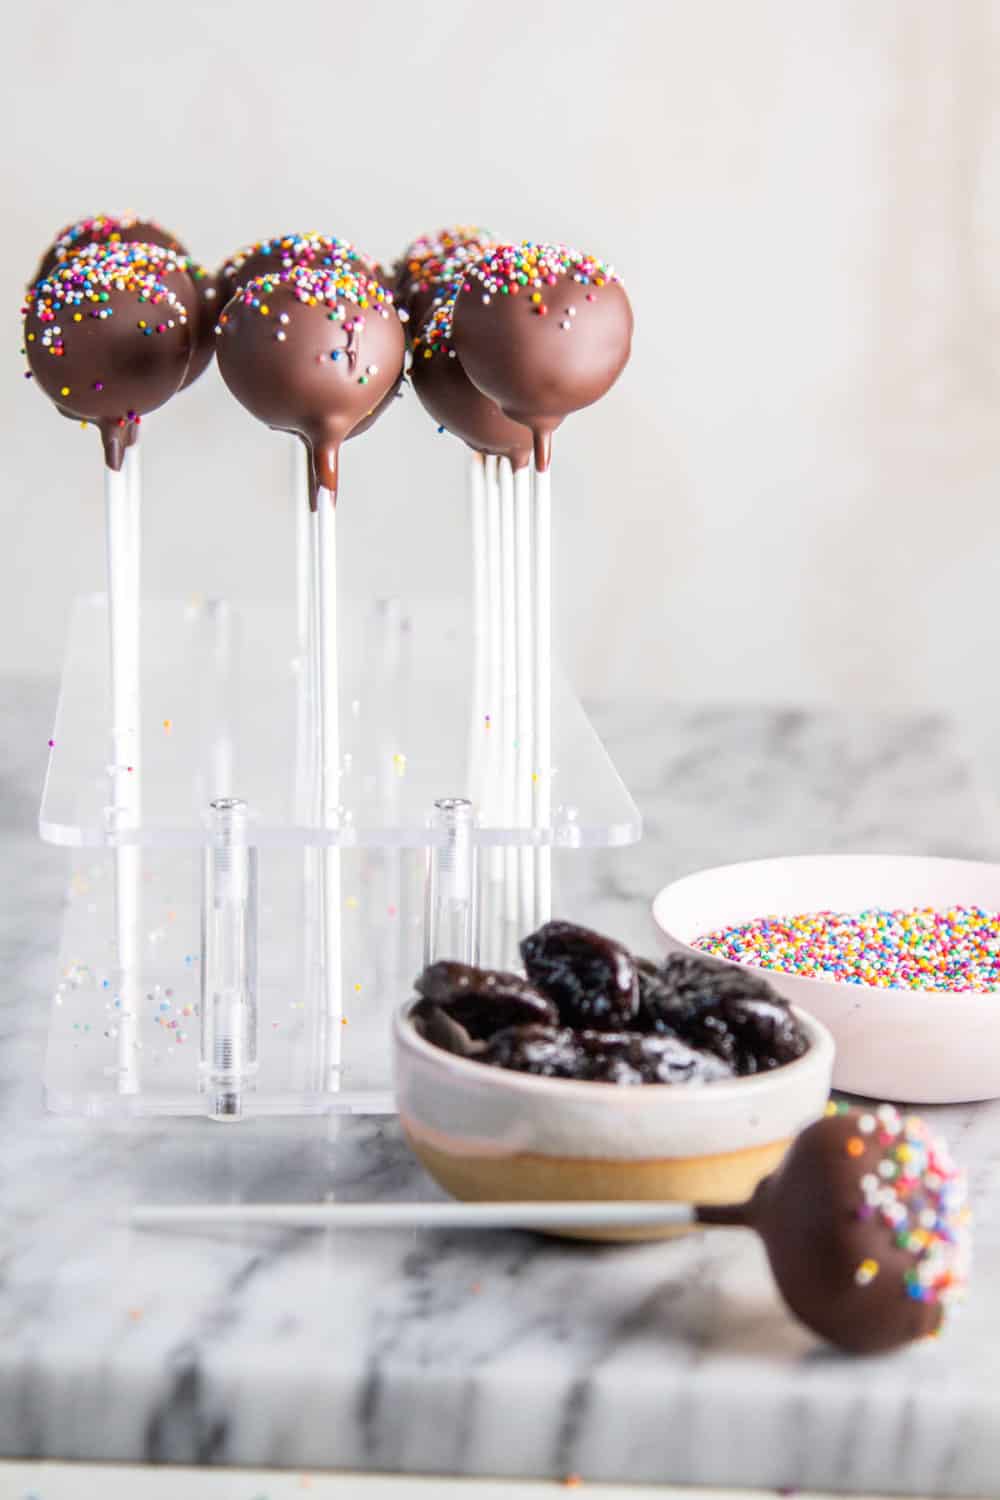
[2,677,999,1493]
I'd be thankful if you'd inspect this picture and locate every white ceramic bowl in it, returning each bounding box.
[652,853,1000,1104]
[393,999,834,1240]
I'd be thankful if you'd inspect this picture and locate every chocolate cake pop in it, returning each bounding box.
[217,232,378,309]
[34,214,217,390]
[411,298,532,468]
[34,211,187,283]
[451,243,633,469]
[66,241,210,391]
[23,244,192,468]
[394,225,497,338]
[700,1103,970,1354]
[216,263,405,495]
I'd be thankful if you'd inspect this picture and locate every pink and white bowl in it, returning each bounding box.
[393,997,833,1241]
[652,853,1000,1105]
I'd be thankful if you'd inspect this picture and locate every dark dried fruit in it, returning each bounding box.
[578,1030,735,1085]
[636,953,807,1074]
[480,1024,582,1078]
[414,960,557,1040]
[411,931,808,1086]
[520,921,639,1031]
[720,996,808,1074]
[410,999,484,1059]
[631,1033,735,1085]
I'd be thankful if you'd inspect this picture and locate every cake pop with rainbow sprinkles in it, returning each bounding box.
[393,224,497,337]
[215,261,405,494]
[33,213,217,389]
[22,242,192,468]
[34,211,187,282]
[411,296,532,468]
[451,242,633,469]
[217,232,379,310]
[711,1101,970,1354]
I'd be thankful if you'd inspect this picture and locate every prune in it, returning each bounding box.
[720,996,808,1074]
[410,999,484,1059]
[578,1030,735,1085]
[636,953,807,1074]
[414,960,558,1039]
[631,1033,735,1085]
[411,932,807,1086]
[520,921,639,1031]
[480,1024,583,1078]
[576,1031,645,1085]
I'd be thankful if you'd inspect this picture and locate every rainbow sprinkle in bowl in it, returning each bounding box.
[652,854,1000,1103]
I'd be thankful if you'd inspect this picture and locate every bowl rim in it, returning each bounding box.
[650,852,1000,1002]
[393,995,834,1104]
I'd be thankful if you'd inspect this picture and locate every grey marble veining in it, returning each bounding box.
[2,678,1000,1492]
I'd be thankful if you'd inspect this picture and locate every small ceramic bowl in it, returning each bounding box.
[652,853,1000,1104]
[393,1000,834,1241]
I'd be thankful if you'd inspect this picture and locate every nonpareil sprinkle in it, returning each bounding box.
[693,905,1000,992]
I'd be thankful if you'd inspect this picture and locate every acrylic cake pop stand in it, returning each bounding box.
[40,590,641,1117]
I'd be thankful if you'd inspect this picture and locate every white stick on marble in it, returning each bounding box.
[106,458,141,1095]
[513,461,536,931]
[533,461,552,926]
[315,485,343,1080]
[498,457,519,946]
[131,1200,695,1232]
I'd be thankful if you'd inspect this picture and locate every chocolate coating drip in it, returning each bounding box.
[216,265,405,499]
[451,244,633,470]
[23,248,192,470]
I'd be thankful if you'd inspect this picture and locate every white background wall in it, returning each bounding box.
[3,0,1000,713]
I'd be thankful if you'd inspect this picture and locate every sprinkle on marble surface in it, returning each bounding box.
[694,905,1000,991]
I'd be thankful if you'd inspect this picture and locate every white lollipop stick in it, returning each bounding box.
[467,452,488,813]
[498,458,519,949]
[105,457,141,1095]
[315,485,343,1080]
[533,461,552,925]
[292,437,312,659]
[513,462,536,931]
[482,456,504,966]
[293,442,321,1044]
[131,1199,695,1232]
[292,437,314,824]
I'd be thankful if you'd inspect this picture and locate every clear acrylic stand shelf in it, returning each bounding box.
[41,594,641,1117]
[42,596,640,850]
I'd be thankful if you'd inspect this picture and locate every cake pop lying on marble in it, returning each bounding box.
[23,242,192,468]
[451,242,633,469]
[217,232,378,310]
[34,213,217,388]
[411,298,532,468]
[393,224,497,337]
[702,1102,970,1353]
[132,1101,969,1355]
[216,262,405,494]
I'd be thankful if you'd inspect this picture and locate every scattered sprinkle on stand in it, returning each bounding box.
[694,905,1000,991]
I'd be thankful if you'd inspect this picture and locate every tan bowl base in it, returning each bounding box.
[402,1122,790,1242]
